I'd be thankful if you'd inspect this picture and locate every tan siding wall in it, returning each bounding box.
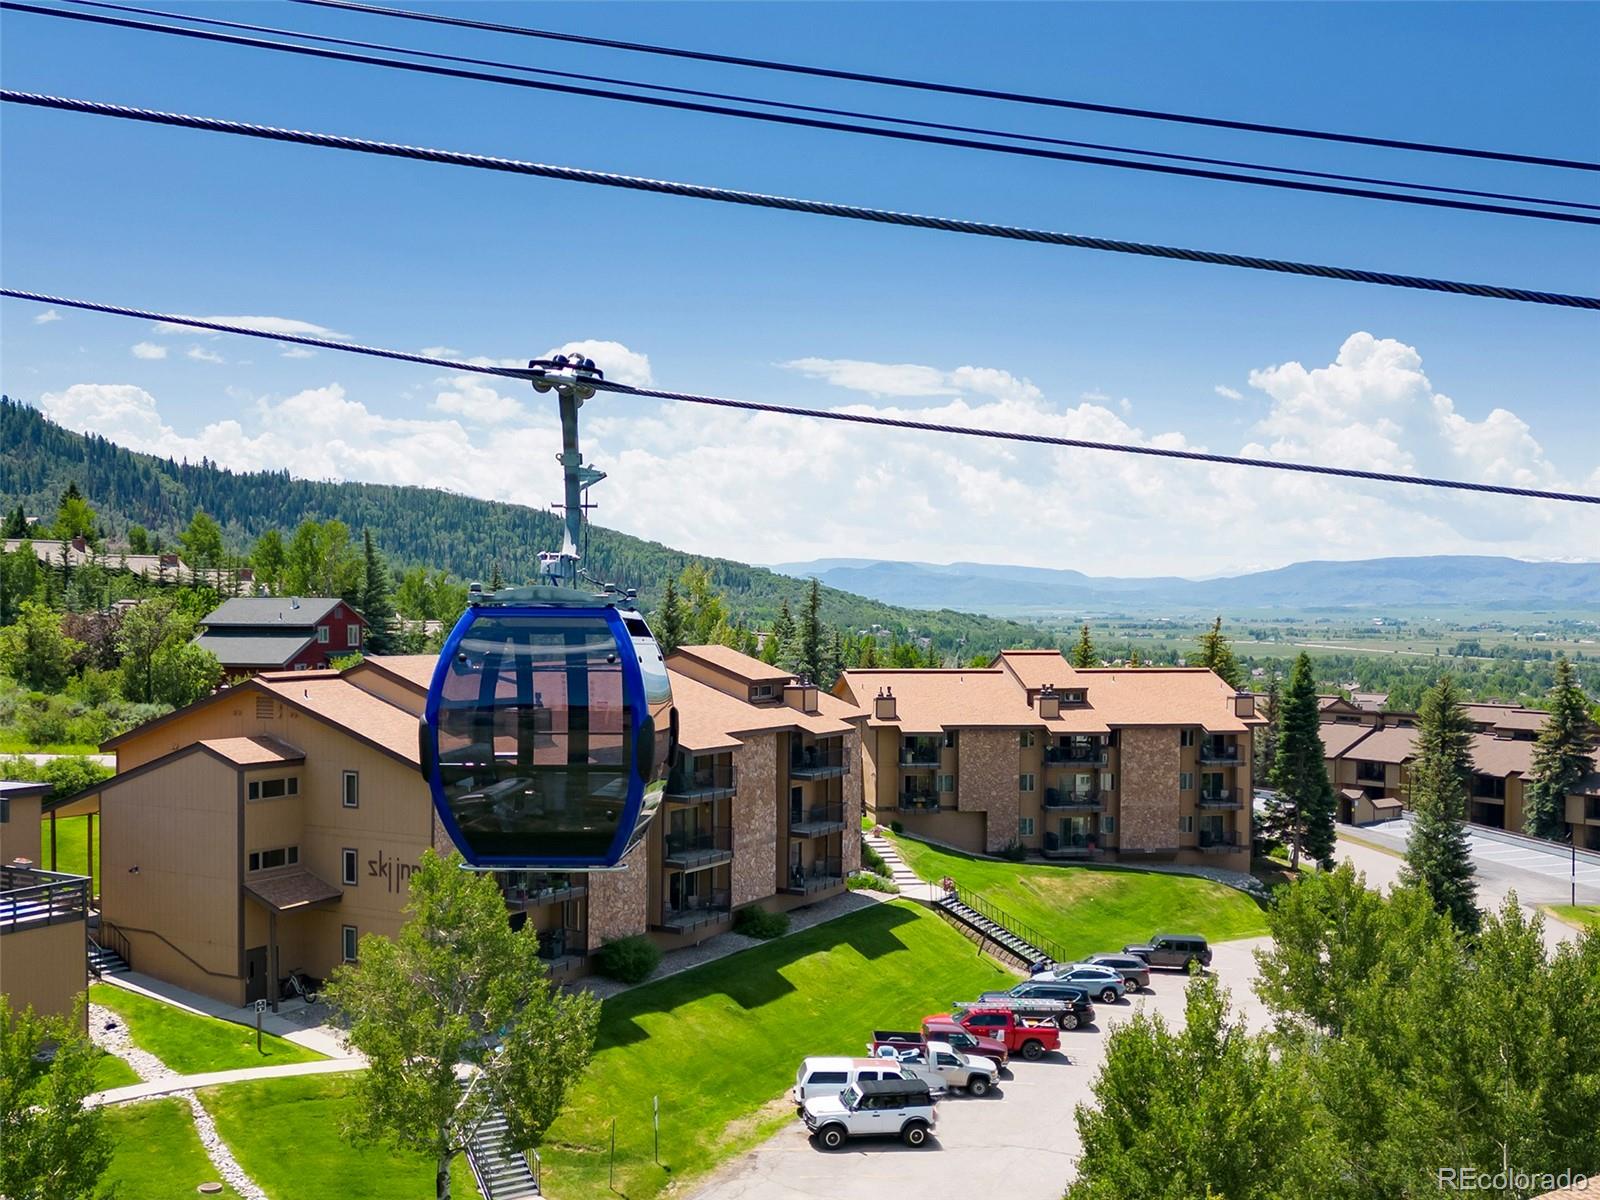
[892,809,985,852]
[955,729,1020,853]
[0,919,86,1023]
[345,667,426,713]
[1,794,44,864]
[1120,727,1180,853]
[731,734,779,906]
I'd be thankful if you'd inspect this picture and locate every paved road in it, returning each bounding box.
[1348,817,1600,905]
[689,937,1271,1200]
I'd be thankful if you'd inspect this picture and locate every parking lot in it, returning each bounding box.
[690,937,1272,1200]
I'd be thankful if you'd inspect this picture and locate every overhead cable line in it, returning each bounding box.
[42,0,1600,218]
[5,91,1596,310]
[293,0,1600,174]
[3,288,1596,507]
[14,1,1596,226]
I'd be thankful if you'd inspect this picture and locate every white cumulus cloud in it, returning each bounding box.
[185,346,225,364]
[131,342,168,360]
[154,315,346,339]
[34,309,62,324]
[1214,385,1243,401]
[543,340,654,388]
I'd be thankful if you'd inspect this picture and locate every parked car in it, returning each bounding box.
[881,1020,1011,1069]
[1084,953,1153,991]
[947,1007,1063,1059]
[974,982,1097,1029]
[1035,965,1128,1005]
[1123,933,1213,971]
[802,1078,937,1150]
[791,1057,915,1109]
[877,1040,1000,1096]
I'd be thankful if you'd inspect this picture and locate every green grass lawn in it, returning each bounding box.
[97,1097,238,1199]
[0,738,102,755]
[201,1075,481,1200]
[540,900,1012,1199]
[889,834,1269,959]
[90,1047,142,1091]
[39,813,97,892]
[1543,904,1600,932]
[90,983,325,1075]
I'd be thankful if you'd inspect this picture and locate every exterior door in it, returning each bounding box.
[245,946,269,1003]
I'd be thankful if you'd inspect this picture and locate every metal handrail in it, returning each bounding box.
[790,803,845,826]
[946,883,1069,965]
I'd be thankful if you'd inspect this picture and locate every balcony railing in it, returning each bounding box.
[785,857,844,894]
[1198,743,1242,765]
[1041,832,1102,859]
[1044,787,1101,810]
[657,890,732,932]
[663,827,733,869]
[1198,789,1243,809]
[500,872,587,911]
[1198,832,1243,853]
[535,926,586,966]
[897,791,943,812]
[790,744,847,780]
[790,803,846,837]
[899,743,943,768]
[0,867,88,934]
[1045,745,1108,766]
[665,765,736,801]
[1355,764,1387,783]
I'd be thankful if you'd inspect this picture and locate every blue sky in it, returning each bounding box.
[3,1,1597,575]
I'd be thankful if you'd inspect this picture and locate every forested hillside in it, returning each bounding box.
[0,397,1044,656]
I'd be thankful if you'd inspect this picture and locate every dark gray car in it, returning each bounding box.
[1085,953,1152,991]
[1122,933,1212,971]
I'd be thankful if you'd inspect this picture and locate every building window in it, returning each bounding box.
[1179,815,1194,834]
[751,684,774,701]
[1100,815,1117,835]
[1100,771,1116,791]
[317,625,330,644]
[1019,773,1036,793]
[1019,731,1035,749]
[249,777,297,801]
[293,663,309,671]
[1180,772,1194,791]
[249,845,299,871]
[1018,817,1035,837]
[341,848,358,886]
[1180,729,1196,747]
[347,624,362,647]
[943,731,957,749]
[248,851,258,871]
[342,771,359,808]
[288,777,298,795]
[341,925,358,962]
[1,796,10,822]
[936,774,955,793]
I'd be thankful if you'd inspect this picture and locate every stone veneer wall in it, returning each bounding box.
[956,729,1021,853]
[842,729,863,873]
[587,840,650,949]
[731,733,779,907]
[1120,727,1179,853]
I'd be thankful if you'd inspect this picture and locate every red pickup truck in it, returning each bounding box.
[944,1008,1061,1061]
[871,1021,1010,1069]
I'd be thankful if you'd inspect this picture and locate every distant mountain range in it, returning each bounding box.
[769,556,1600,615]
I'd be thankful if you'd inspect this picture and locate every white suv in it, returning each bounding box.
[802,1078,937,1150]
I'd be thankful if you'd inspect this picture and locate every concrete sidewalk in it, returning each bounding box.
[88,1057,367,1107]
[98,972,352,1058]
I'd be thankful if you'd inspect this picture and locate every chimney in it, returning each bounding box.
[70,534,88,553]
[1037,685,1061,721]
[290,597,301,610]
[1233,691,1256,719]
[873,686,898,721]
[784,679,819,715]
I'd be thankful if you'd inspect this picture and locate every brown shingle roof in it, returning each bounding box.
[1345,725,1418,765]
[254,672,421,766]
[839,668,1037,734]
[1320,722,1380,759]
[197,736,305,766]
[667,668,855,752]
[1464,703,1547,734]
[1073,668,1259,732]
[355,655,438,691]
[671,644,796,686]
[1468,733,1536,778]
[244,868,343,912]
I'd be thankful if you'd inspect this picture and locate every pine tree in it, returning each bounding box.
[1255,668,1282,780]
[1071,623,1097,668]
[799,577,824,684]
[488,561,504,591]
[825,627,846,687]
[1268,653,1337,868]
[358,529,398,654]
[1127,647,1141,667]
[769,598,796,669]
[1402,676,1479,934]
[1197,616,1243,689]
[1524,656,1595,841]
[3,505,30,538]
[654,576,686,655]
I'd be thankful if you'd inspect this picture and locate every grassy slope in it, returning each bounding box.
[1545,904,1600,932]
[97,1097,238,1199]
[39,814,96,892]
[90,983,325,1074]
[200,1075,481,1200]
[889,834,1269,958]
[541,901,1011,1199]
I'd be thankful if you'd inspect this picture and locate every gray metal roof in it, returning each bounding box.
[194,631,317,667]
[203,596,347,627]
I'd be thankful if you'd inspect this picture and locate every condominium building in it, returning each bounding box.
[44,647,862,1010]
[2,779,88,1024]
[835,651,1261,871]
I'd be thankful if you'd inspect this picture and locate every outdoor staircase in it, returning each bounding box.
[863,832,923,891]
[462,1087,540,1200]
[88,936,129,977]
[933,894,1053,971]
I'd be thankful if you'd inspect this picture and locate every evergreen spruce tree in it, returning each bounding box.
[825,627,846,688]
[358,529,398,654]
[1268,653,1337,868]
[1402,675,1480,934]
[1127,647,1141,667]
[799,578,824,684]
[3,504,30,538]
[654,576,686,655]
[1524,656,1595,842]
[1197,616,1243,689]
[769,598,796,669]
[488,561,504,591]
[1255,668,1282,781]
[1071,623,1097,668]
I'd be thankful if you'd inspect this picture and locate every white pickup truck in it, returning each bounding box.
[874,1040,1001,1096]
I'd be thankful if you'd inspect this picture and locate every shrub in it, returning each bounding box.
[861,839,890,877]
[999,841,1028,862]
[889,821,904,834]
[847,871,898,894]
[733,906,791,940]
[594,934,661,984]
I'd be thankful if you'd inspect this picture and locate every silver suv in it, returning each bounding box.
[802,1078,937,1150]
